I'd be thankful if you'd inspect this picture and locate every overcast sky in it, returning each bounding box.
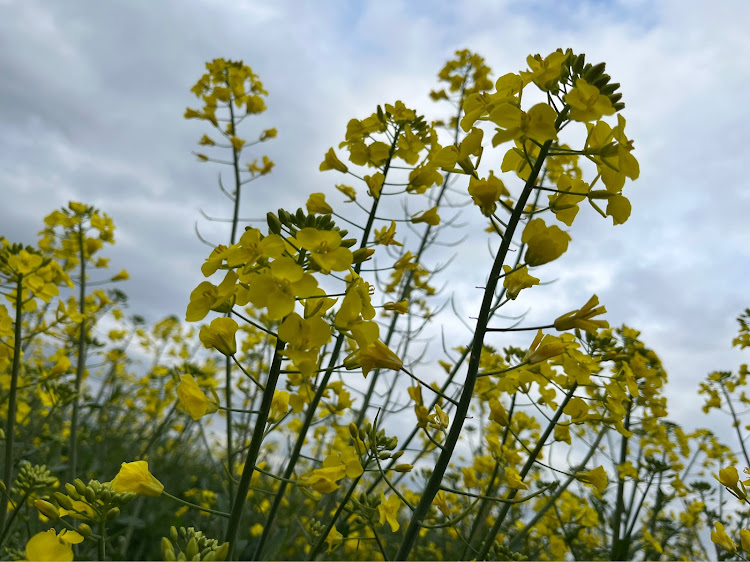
[2,0,749,441]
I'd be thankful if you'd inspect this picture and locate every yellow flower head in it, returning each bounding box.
[111,461,164,497]
[199,317,239,356]
[575,465,609,493]
[25,529,74,562]
[712,522,736,553]
[554,295,609,334]
[411,206,441,226]
[306,193,333,215]
[177,374,219,421]
[320,147,348,173]
[502,265,539,300]
[378,493,402,532]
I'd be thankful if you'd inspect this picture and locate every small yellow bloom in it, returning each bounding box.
[575,465,609,493]
[711,522,736,553]
[325,525,343,553]
[554,295,609,334]
[345,340,403,377]
[25,529,74,561]
[504,467,528,490]
[267,390,290,424]
[378,493,402,531]
[410,206,441,226]
[502,265,539,300]
[384,300,409,314]
[199,317,239,356]
[306,193,333,215]
[111,460,164,497]
[565,79,616,122]
[524,330,570,364]
[320,147,348,173]
[715,465,747,500]
[177,374,219,420]
[111,269,129,282]
[521,218,571,267]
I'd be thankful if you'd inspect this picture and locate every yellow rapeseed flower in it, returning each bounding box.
[111,461,164,497]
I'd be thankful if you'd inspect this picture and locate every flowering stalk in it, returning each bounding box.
[251,124,404,561]
[69,222,87,481]
[0,275,24,537]
[395,139,552,560]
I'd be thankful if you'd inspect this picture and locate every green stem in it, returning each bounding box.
[0,492,27,549]
[0,276,24,537]
[394,140,552,561]
[610,400,632,561]
[163,491,231,518]
[225,336,285,559]
[98,518,106,561]
[70,224,87,481]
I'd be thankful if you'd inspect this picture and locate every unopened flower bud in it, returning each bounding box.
[77,523,93,538]
[34,499,60,520]
[53,492,74,511]
[394,464,414,473]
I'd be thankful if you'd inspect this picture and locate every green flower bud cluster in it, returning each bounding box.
[162,526,229,561]
[491,542,529,561]
[565,52,624,111]
[51,478,135,523]
[345,492,382,526]
[268,207,354,245]
[13,462,58,495]
[307,518,326,538]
